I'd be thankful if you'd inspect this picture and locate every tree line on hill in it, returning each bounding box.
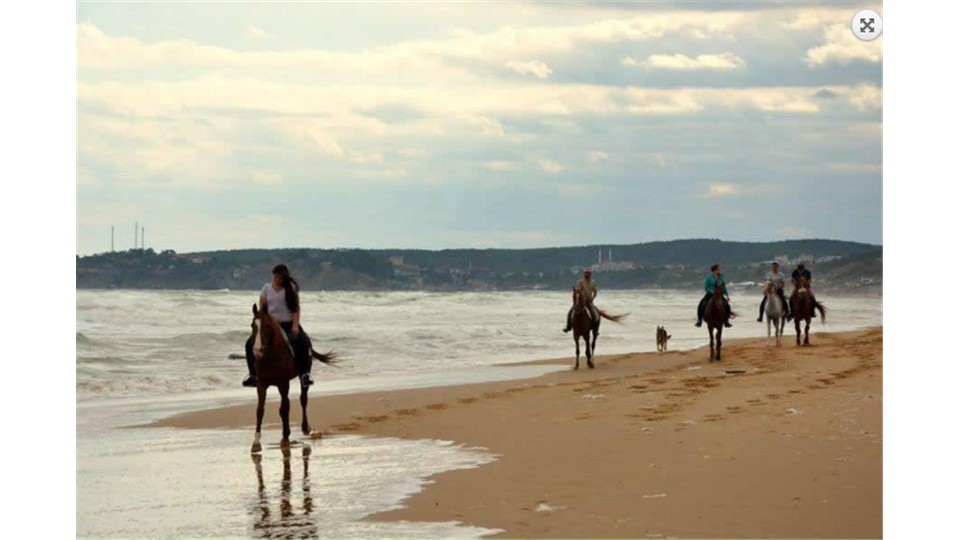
[76,239,882,293]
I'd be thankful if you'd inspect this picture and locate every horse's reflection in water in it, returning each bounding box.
[251,444,318,539]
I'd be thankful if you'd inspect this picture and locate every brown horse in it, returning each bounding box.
[249,304,337,453]
[704,282,731,361]
[790,277,826,346]
[570,288,628,370]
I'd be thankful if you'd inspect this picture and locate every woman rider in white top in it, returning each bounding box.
[243,264,314,387]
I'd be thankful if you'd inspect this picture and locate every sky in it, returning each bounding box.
[76,0,882,256]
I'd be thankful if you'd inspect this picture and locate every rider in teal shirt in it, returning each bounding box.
[696,264,733,328]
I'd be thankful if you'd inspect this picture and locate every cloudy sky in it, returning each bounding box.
[76,1,882,256]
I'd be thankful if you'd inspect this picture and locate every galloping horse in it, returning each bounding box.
[704,282,731,361]
[790,277,826,346]
[762,281,786,347]
[249,304,337,453]
[570,288,627,370]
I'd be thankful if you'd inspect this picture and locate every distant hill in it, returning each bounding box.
[76,239,882,293]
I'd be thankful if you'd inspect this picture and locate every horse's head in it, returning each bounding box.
[713,282,725,297]
[252,303,283,356]
[764,281,777,295]
[573,287,589,311]
[795,276,811,296]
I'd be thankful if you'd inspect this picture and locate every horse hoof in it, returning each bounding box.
[588,362,595,369]
[251,442,262,454]
[280,438,291,448]
[302,426,311,436]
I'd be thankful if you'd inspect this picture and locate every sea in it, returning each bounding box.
[77,288,882,538]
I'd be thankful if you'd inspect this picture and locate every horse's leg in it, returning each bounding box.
[794,317,801,346]
[252,384,266,453]
[300,379,311,436]
[709,327,715,361]
[804,318,811,346]
[279,380,291,446]
[587,332,595,369]
[574,334,580,370]
[716,327,722,361]
[767,316,771,341]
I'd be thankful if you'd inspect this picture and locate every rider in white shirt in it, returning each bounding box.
[757,261,791,322]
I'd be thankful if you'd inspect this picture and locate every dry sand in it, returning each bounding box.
[155,328,882,538]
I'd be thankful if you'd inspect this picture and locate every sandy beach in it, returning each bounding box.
[155,328,882,538]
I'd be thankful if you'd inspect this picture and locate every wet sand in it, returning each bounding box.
[156,328,882,538]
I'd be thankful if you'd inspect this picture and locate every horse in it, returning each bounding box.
[570,288,628,370]
[762,281,786,347]
[703,282,732,361]
[789,277,826,346]
[249,304,337,453]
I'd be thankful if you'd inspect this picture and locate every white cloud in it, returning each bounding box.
[805,24,882,66]
[647,153,666,168]
[703,183,740,198]
[621,56,638,66]
[641,53,745,70]
[506,60,553,79]
[484,161,521,171]
[588,151,608,162]
[539,159,564,174]
[251,171,282,185]
[245,26,270,40]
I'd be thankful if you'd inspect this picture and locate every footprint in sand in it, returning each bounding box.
[425,403,447,410]
[457,397,478,404]
[334,422,361,432]
[395,408,421,416]
[483,392,504,399]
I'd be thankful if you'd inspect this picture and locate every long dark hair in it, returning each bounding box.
[272,264,300,314]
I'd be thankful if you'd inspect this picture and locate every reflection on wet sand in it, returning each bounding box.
[252,444,319,538]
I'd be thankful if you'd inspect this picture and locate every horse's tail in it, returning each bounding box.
[816,303,827,324]
[596,308,629,324]
[312,349,340,367]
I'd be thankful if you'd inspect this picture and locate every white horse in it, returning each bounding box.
[763,281,786,347]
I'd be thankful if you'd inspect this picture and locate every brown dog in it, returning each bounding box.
[656,325,671,352]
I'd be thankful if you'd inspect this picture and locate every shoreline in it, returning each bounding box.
[152,327,882,538]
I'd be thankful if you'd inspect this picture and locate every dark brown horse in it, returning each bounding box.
[570,288,628,370]
[704,282,731,361]
[790,277,826,346]
[249,304,337,453]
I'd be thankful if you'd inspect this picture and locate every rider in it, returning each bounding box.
[243,264,314,388]
[790,262,824,314]
[757,261,791,322]
[695,264,732,328]
[563,268,599,333]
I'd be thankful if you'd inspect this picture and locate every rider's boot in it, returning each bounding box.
[243,336,258,387]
